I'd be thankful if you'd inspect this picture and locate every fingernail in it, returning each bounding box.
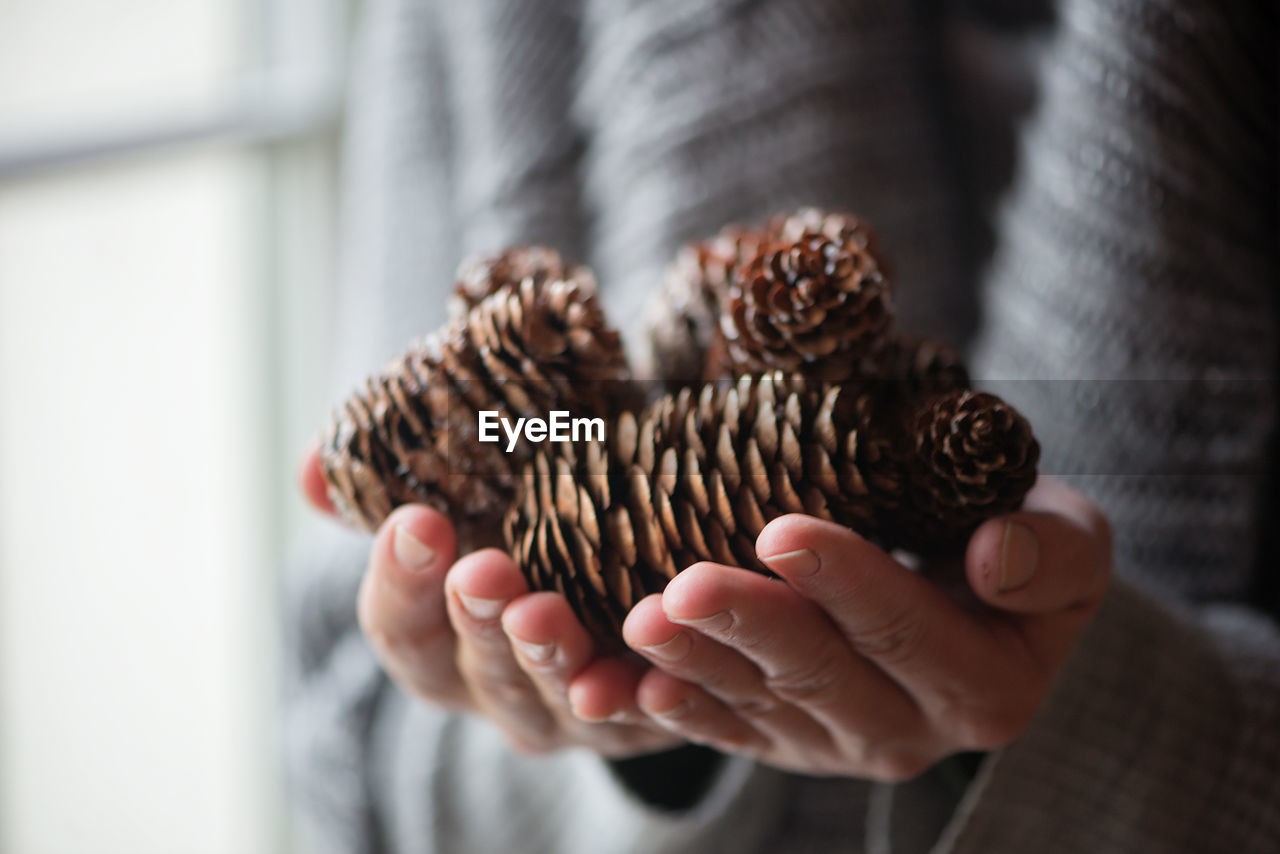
[759,548,821,578]
[669,610,735,633]
[509,636,557,664]
[457,593,507,621]
[570,701,610,723]
[652,699,691,719]
[999,521,1039,593]
[393,525,437,572]
[637,631,692,663]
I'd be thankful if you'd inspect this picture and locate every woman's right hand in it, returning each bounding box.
[299,447,682,757]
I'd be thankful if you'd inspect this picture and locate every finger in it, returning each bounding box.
[496,593,678,756]
[636,668,771,756]
[642,567,922,747]
[624,594,766,711]
[445,550,559,751]
[967,478,1112,615]
[562,652,683,755]
[566,657,648,724]
[626,591,837,753]
[755,515,1017,713]
[298,443,336,515]
[358,505,466,707]
[500,592,644,723]
[966,481,1112,672]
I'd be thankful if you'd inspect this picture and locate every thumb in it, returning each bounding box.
[297,443,337,516]
[965,483,1112,615]
[357,504,470,707]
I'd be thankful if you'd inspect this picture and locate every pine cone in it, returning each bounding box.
[721,225,892,382]
[320,249,632,534]
[503,375,863,641]
[505,374,1041,645]
[646,209,890,386]
[891,391,1041,552]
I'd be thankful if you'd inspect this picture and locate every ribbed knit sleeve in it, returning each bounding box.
[283,525,388,854]
[954,1,1279,850]
[430,0,588,259]
[328,0,457,398]
[969,0,1277,600]
[939,581,1280,852]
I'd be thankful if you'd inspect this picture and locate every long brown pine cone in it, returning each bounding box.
[504,374,1039,644]
[320,248,633,535]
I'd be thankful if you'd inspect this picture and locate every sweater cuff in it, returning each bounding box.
[937,579,1238,853]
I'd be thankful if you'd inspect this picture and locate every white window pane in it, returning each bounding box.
[0,151,277,854]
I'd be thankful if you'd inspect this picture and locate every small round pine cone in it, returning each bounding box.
[645,209,892,386]
[719,224,893,383]
[894,390,1040,550]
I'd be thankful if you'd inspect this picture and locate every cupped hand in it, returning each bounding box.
[298,446,680,758]
[622,477,1112,780]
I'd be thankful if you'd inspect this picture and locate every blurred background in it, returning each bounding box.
[0,1,355,851]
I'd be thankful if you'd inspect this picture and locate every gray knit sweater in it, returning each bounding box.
[284,1,1280,852]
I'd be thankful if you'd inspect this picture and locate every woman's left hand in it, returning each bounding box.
[615,477,1112,779]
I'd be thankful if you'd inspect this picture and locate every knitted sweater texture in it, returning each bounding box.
[285,1,1280,852]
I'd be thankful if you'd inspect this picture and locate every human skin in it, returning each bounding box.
[299,448,1110,779]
